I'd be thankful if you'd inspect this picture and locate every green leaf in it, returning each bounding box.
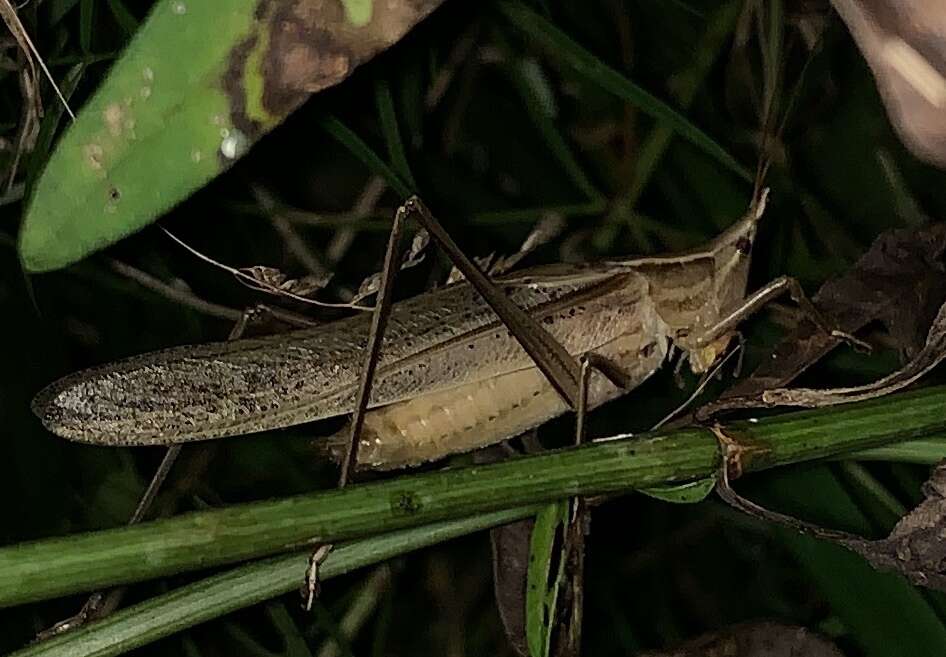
[19,0,445,272]
[375,78,417,192]
[526,500,569,657]
[19,0,261,272]
[321,114,412,197]
[639,476,716,504]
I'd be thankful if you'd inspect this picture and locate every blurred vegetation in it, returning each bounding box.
[2,0,946,655]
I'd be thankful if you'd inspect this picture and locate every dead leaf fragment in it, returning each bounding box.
[224,0,447,138]
[639,621,845,657]
[720,461,946,593]
[491,516,533,656]
[698,222,946,419]
[446,213,566,285]
[831,0,946,166]
[238,265,333,298]
[349,230,429,304]
[0,0,43,187]
[761,297,946,407]
[845,462,946,590]
[490,214,567,276]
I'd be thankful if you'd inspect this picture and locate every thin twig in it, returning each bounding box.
[107,259,243,322]
[0,0,73,118]
[327,175,387,266]
[252,184,330,278]
[425,22,481,109]
[316,565,391,657]
[160,227,371,311]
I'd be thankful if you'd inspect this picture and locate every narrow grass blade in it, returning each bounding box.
[496,0,752,183]
[11,508,539,657]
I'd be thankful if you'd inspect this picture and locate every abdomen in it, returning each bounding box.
[327,330,669,469]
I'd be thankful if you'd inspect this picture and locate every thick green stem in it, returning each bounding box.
[2,386,944,609]
[11,508,540,657]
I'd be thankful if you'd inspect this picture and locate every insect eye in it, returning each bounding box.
[735,237,752,255]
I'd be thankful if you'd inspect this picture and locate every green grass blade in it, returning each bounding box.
[639,477,716,504]
[49,0,81,26]
[526,501,568,657]
[78,0,94,53]
[375,78,417,192]
[321,114,412,197]
[10,508,538,657]
[507,56,603,202]
[24,64,86,195]
[618,0,742,211]
[105,0,138,37]
[495,0,751,183]
[850,435,946,464]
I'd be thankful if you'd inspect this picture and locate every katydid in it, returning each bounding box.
[32,190,850,469]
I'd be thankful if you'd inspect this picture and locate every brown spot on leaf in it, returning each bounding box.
[222,30,262,138]
[83,144,105,172]
[260,3,352,116]
[222,0,446,137]
[103,103,125,138]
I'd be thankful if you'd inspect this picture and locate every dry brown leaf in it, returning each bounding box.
[489,213,567,276]
[238,265,333,298]
[701,221,946,593]
[482,439,586,657]
[697,224,946,590]
[162,228,364,310]
[0,0,43,187]
[490,516,533,656]
[445,213,566,285]
[698,222,946,419]
[761,297,946,407]
[842,462,946,590]
[445,253,494,285]
[831,0,946,166]
[638,621,845,657]
[349,230,429,304]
